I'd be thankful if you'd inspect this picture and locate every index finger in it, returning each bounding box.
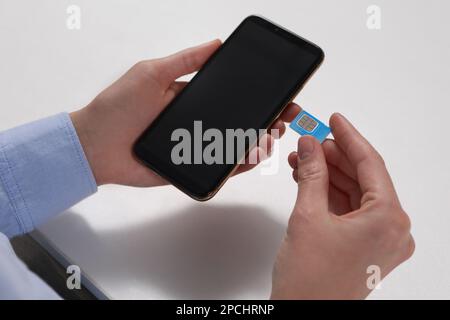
[279,102,301,122]
[329,113,399,206]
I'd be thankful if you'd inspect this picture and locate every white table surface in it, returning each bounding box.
[1,0,450,299]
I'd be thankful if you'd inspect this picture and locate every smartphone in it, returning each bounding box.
[134,15,324,201]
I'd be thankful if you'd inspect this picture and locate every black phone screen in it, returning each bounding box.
[134,16,324,200]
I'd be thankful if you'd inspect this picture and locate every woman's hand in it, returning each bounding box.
[271,113,414,299]
[70,40,300,187]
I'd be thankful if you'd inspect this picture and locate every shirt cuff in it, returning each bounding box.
[0,113,97,237]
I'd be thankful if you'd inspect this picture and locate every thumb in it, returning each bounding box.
[295,136,329,214]
[158,39,221,83]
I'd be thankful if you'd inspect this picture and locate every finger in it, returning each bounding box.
[157,39,222,83]
[233,150,260,175]
[292,169,298,183]
[234,147,264,175]
[251,133,274,163]
[328,184,352,215]
[322,139,357,180]
[327,164,362,210]
[269,119,286,139]
[234,146,269,175]
[233,134,274,175]
[288,151,297,169]
[165,81,188,102]
[295,136,329,214]
[330,113,397,204]
[279,102,302,122]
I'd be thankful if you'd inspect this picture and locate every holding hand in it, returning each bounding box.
[271,113,414,299]
[70,40,299,187]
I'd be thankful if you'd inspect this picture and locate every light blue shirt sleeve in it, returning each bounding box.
[0,112,97,238]
[0,233,60,299]
[0,113,97,299]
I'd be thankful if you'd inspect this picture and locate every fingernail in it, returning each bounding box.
[202,39,221,47]
[298,137,315,160]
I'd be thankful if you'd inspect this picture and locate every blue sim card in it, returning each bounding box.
[289,110,330,143]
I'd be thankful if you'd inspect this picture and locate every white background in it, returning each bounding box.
[1,0,449,299]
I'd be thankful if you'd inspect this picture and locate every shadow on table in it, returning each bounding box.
[58,204,286,299]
